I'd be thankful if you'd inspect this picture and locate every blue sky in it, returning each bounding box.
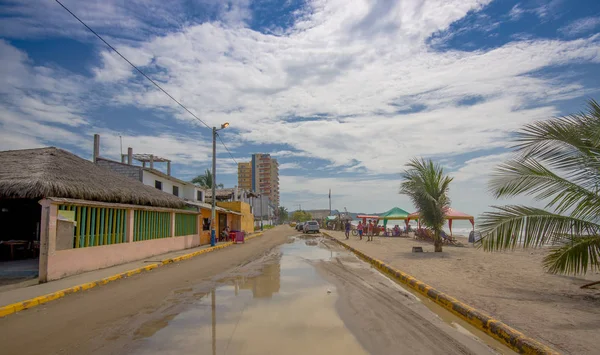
[1,0,599,220]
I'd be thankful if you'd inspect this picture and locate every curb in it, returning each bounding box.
[323,232,559,355]
[0,232,264,318]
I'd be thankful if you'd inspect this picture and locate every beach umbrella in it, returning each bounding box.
[407,208,474,237]
[378,207,410,228]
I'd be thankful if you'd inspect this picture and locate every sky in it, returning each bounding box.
[1,0,599,221]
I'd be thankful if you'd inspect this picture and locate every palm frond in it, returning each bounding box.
[479,205,600,251]
[513,100,600,176]
[489,158,600,220]
[544,236,600,274]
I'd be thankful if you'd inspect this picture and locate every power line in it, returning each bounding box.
[54,0,242,168]
[55,0,210,130]
[216,133,238,165]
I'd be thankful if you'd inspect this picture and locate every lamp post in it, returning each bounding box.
[211,122,229,247]
[260,194,263,231]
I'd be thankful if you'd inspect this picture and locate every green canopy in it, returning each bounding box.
[379,207,410,228]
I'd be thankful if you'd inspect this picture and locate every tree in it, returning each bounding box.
[479,100,600,276]
[292,210,312,222]
[400,158,453,252]
[191,169,223,189]
[278,206,289,224]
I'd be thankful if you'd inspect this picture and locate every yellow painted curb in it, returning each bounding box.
[0,232,265,319]
[322,232,559,355]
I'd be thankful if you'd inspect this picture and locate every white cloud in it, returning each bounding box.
[559,16,600,37]
[2,0,600,215]
[279,162,302,170]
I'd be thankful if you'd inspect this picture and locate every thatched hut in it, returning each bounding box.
[0,147,186,250]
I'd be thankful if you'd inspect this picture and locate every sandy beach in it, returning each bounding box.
[326,230,600,355]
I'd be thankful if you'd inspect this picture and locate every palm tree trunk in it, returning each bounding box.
[434,229,443,252]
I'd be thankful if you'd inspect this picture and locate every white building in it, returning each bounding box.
[92,134,206,203]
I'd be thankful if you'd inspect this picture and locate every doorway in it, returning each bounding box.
[218,213,227,234]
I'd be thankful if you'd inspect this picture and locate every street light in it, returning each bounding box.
[211,122,230,247]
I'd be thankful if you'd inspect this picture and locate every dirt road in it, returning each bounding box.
[0,228,508,354]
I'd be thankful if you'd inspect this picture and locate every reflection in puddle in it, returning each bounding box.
[127,237,365,355]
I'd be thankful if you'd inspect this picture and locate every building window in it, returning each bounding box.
[155,180,162,190]
[173,186,179,196]
[197,190,203,201]
[203,218,210,231]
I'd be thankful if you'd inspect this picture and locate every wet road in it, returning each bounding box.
[0,230,514,354]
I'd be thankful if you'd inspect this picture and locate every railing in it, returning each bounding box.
[175,213,197,236]
[59,205,127,248]
[134,210,171,241]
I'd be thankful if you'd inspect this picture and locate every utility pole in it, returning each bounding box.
[210,123,229,247]
[329,189,331,216]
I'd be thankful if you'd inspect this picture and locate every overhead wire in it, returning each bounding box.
[54,0,241,165]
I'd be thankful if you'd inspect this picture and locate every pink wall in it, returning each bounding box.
[46,234,200,281]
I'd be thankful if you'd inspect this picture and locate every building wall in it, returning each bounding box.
[142,170,185,198]
[248,153,280,208]
[95,157,142,181]
[238,162,252,190]
[217,201,254,233]
[47,234,200,281]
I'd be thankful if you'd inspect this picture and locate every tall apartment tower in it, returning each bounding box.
[237,154,279,207]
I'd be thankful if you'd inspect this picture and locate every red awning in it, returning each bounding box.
[406,208,474,236]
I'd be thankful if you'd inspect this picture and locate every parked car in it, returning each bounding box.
[295,222,305,231]
[303,220,320,234]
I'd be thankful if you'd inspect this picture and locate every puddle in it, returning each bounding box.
[126,236,367,355]
[121,236,516,355]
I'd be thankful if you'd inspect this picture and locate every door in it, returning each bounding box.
[218,213,227,234]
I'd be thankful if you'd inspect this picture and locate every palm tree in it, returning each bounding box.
[191,169,223,189]
[278,206,289,223]
[479,100,600,276]
[400,158,453,252]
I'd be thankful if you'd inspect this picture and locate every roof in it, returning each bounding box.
[133,154,170,163]
[0,147,186,208]
[357,214,380,219]
[205,188,257,199]
[184,200,242,215]
[408,208,474,221]
[379,207,410,220]
[143,168,193,187]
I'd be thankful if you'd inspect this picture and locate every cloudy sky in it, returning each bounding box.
[1,0,599,220]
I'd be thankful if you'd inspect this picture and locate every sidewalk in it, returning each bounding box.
[324,230,600,354]
[0,241,234,309]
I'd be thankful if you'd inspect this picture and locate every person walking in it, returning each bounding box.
[357,221,364,240]
[344,220,351,239]
[367,220,374,241]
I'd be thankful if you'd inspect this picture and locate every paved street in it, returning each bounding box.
[0,226,510,354]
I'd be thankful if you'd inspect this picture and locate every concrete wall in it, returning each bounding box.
[95,157,142,181]
[47,234,200,281]
[39,199,211,282]
[217,201,254,233]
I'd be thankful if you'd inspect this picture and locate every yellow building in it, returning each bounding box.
[238,162,252,191]
[217,201,254,234]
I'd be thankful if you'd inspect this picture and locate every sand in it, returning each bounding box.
[326,230,600,355]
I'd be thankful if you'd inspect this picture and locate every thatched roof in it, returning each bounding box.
[0,147,185,208]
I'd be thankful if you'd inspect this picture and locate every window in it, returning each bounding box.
[203,218,210,231]
[197,190,203,201]
[155,180,162,190]
[173,186,179,196]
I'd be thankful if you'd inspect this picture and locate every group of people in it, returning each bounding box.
[344,220,376,241]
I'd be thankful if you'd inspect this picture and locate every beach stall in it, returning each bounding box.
[378,207,410,229]
[407,208,474,237]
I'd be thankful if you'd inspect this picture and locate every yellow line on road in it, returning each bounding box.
[322,232,559,355]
